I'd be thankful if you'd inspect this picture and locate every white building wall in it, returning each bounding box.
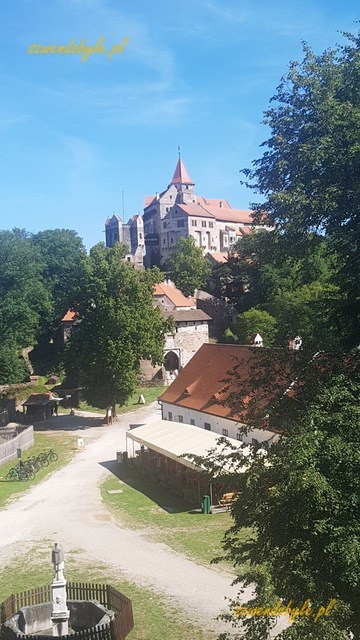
[161,401,279,445]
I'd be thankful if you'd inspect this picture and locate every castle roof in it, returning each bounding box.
[153,281,195,308]
[169,158,194,185]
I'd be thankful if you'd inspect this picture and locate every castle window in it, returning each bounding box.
[178,415,183,423]
[191,220,197,227]
[166,207,170,213]
[190,419,195,425]
[222,429,229,436]
[209,222,214,228]
[204,423,211,431]
[139,232,142,239]
[202,221,206,227]
[170,195,173,200]
[168,411,172,420]
[170,237,174,243]
[252,438,259,445]
[163,238,166,244]
[236,433,242,441]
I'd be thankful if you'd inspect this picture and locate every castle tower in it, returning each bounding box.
[168,153,195,204]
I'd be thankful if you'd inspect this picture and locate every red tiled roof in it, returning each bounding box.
[202,206,254,223]
[170,158,194,185]
[162,309,212,322]
[198,197,232,209]
[177,203,215,219]
[144,195,156,208]
[61,310,78,322]
[153,282,195,308]
[159,343,294,424]
[206,252,229,263]
[237,227,253,235]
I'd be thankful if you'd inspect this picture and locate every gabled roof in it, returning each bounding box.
[206,252,229,264]
[105,214,122,225]
[197,196,232,209]
[23,393,55,406]
[153,281,195,308]
[177,203,255,224]
[61,310,78,322]
[162,309,212,322]
[169,158,194,185]
[159,343,295,426]
[144,195,156,208]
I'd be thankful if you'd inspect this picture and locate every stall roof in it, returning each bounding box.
[126,419,252,473]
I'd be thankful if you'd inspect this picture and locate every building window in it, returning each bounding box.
[170,237,174,243]
[209,222,214,228]
[222,429,229,436]
[236,433,242,441]
[190,419,195,425]
[178,415,183,423]
[191,220,197,227]
[202,221,206,227]
[186,185,189,189]
[168,412,172,420]
[163,238,166,244]
[204,423,211,431]
[139,232,142,239]
[252,438,259,445]
[170,195,172,200]
[177,220,185,227]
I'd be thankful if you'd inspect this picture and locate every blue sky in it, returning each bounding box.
[0,0,358,249]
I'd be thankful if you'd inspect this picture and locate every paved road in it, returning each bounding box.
[0,404,249,635]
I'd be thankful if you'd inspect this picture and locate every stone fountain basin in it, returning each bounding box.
[4,600,114,637]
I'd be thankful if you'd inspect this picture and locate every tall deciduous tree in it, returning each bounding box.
[0,229,50,383]
[164,236,210,297]
[65,243,169,413]
[208,352,360,640]
[242,33,360,348]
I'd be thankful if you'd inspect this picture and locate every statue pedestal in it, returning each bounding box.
[51,579,70,637]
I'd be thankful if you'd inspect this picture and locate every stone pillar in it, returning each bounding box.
[51,544,70,637]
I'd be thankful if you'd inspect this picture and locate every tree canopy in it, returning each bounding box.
[65,243,169,411]
[164,236,210,297]
[0,229,51,383]
[242,32,360,348]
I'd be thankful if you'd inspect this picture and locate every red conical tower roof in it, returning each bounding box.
[170,157,194,185]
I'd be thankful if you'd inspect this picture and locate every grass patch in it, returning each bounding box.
[74,387,166,415]
[0,432,77,508]
[101,463,251,571]
[0,543,213,640]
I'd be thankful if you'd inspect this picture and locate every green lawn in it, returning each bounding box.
[71,386,166,415]
[0,544,213,640]
[0,432,78,508]
[101,463,252,571]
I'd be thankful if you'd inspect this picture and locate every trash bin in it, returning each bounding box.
[202,495,211,514]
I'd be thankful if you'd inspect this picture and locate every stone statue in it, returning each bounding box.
[52,543,65,581]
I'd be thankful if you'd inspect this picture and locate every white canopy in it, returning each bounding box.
[126,419,251,473]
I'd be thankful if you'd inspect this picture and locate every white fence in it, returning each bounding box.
[0,426,34,465]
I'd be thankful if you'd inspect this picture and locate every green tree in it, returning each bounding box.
[0,229,50,383]
[193,352,360,640]
[32,229,87,333]
[236,308,278,346]
[65,243,169,413]
[242,33,360,348]
[164,236,210,297]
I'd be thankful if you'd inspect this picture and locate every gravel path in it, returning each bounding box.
[0,404,248,635]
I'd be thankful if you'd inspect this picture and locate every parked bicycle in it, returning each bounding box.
[6,460,35,481]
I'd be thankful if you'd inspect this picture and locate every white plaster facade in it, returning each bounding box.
[161,401,279,445]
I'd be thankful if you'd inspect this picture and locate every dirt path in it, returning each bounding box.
[0,404,249,634]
